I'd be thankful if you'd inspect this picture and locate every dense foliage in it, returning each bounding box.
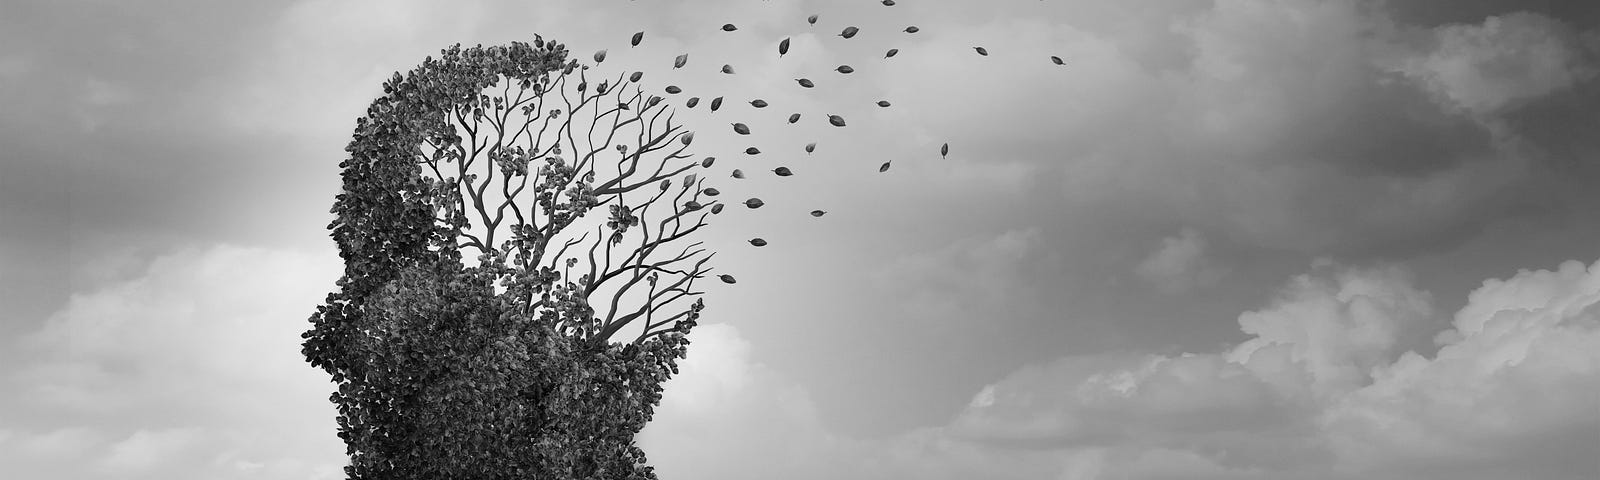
[305,38,715,479]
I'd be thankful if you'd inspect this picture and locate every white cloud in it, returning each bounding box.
[0,244,348,479]
[1135,228,1226,294]
[1388,12,1598,115]
[642,257,1600,479]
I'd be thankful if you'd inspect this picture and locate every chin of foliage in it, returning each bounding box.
[305,37,714,479]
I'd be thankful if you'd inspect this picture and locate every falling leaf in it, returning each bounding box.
[722,23,738,32]
[718,274,737,284]
[748,238,768,247]
[745,147,761,155]
[773,166,793,176]
[808,14,818,25]
[631,31,644,47]
[885,48,899,58]
[974,46,988,56]
[731,169,745,179]
[594,49,608,63]
[1051,55,1065,65]
[876,100,890,107]
[703,187,721,196]
[836,65,854,74]
[788,113,801,123]
[879,161,891,172]
[743,198,764,208]
[732,123,751,135]
[721,64,736,74]
[750,99,768,108]
[711,204,725,214]
[630,71,643,83]
[686,97,700,108]
[828,114,846,127]
[810,210,827,217]
[904,26,919,33]
[701,157,716,168]
[804,142,816,154]
[779,38,791,57]
[666,85,682,94]
[674,53,688,69]
[840,26,859,38]
[711,97,724,111]
[941,143,949,158]
[797,78,815,88]
[882,0,896,5]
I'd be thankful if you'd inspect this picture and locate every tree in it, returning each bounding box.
[303,37,718,479]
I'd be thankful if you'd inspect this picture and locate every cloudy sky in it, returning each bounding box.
[3,0,1599,478]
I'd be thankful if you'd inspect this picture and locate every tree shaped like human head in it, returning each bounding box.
[303,36,718,479]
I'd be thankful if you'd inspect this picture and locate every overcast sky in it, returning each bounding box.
[3,0,1599,478]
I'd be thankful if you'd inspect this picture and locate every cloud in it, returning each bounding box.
[1386,12,1599,115]
[1135,228,1227,294]
[0,245,347,480]
[643,256,1600,479]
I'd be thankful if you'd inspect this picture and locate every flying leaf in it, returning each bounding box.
[745,147,761,155]
[748,238,768,247]
[840,26,859,38]
[701,157,715,168]
[666,85,682,94]
[797,78,815,88]
[879,161,891,172]
[835,65,854,74]
[703,187,721,196]
[722,23,738,32]
[779,38,791,57]
[718,274,737,284]
[885,48,899,58]
[711,97,724,111]
[883,0,896,5]
[743,198,764,208]
[810,210,827,217]
[773,166,793,176]
[631,31,644,47]
[711,203,726,214]
[904,26,919,33]
[788,113,801,123]
[630,71,643,83]
[686,97,700,108]
[750,99,768,108]
[876,100,890,107]
[1051,55,1065,65]
[731,169,745,179]
[828,114,846,127]
[974,46,988,56]
[594,49,608,63]
[733,123,751,135]
[721,64,736,74]
[804,142,816,154]
[808,14,818,25]
[941,143,949,158]
[674,53,688,69]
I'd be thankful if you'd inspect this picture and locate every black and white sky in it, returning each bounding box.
[3,0,1599,478]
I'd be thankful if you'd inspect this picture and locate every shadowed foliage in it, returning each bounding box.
[305,37,716,479]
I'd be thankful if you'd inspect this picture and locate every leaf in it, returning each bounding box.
[796,78,814,88]
[711,97,724,111]
[804,142,816,154]
[711,203,726,214]
[722,23,738,32]
[879,161,891,172]
[631,31,644,47]
[808,14,818,25]
[732,123,751,135]
[681,132,694,145]
[810,210,827,217]
[674,54,689,69]
[665,85,682,94]
[718,274,737,284]
[788,113,801,123]
[840,26,859,38]
[828,114,846,127]
[779,38,791,57]
[744,147,761,155]
[835,65,854,74]
[702,187,720,196]
[701,157,715,168]
[941,143,949,158]
[629,71,643,83]
[974,46,988,56]
[750,99,768,108]
[876,100,890,107]
[721,64,736,74]
[593,49,608,63]
[885,48,899,58]
[1051,55,1065,65]
[743,198,764,208]
[748,238,768,247]
[773,166,792,176]
[731,169,745,179]
[686,97,700,108]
